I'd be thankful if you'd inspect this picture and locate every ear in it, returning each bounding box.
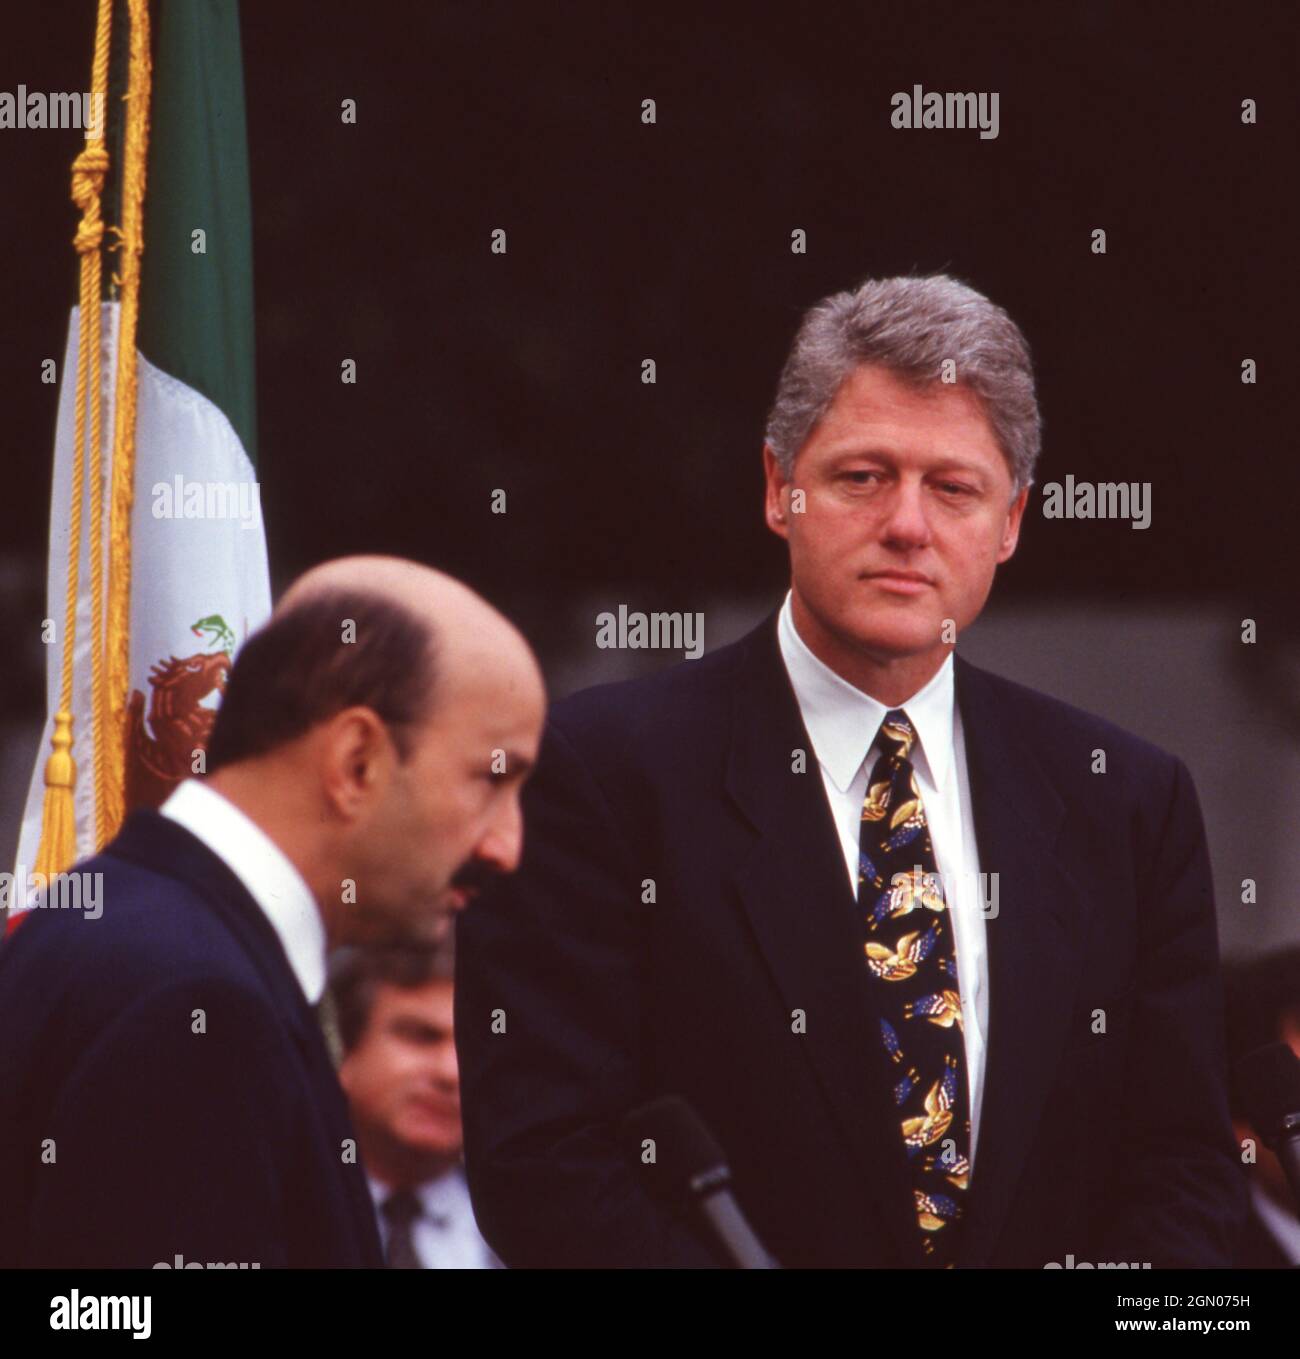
[319,706,396,821]
[763,443,791,541]
[996,484,1031,563]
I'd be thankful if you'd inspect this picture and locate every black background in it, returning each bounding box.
[2,0,1295,677]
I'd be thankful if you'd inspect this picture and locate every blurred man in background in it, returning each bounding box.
[335,937,501,1268]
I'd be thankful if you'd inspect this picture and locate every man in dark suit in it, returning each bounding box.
[455,275,1246,1268]
[0,556,545,1268]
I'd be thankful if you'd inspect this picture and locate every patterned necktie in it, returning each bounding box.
[858,708,971,1267]
[381,1189,425,1269]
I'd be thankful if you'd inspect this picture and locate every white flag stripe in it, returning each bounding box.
[16,302,271,897]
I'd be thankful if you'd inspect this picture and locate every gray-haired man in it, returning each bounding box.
[456,275,1245,1269]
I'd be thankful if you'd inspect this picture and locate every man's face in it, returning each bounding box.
[764,363,1028,678]
[347,653,546,947]
[339,978,462,1162]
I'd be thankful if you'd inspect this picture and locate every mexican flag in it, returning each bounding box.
[13,0,269,906]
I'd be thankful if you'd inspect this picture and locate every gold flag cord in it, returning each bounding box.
[102,0,152,842]
[33,0,152,874]
[34,0,114,880]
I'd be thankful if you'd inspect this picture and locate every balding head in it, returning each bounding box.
[285,556,539,713]
[279,555,501,641]
[202,557,546,949]
[208,555,539,770]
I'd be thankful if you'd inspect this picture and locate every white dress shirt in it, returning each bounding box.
[776,591,989,1167]
[367,1166,500,1269]
[160,778,326,1006]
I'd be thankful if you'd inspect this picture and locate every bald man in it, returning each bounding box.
[0,556,545,1269]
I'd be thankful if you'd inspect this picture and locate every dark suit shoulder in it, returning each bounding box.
[961,659,1178,762]
[7,850,265,1003]
[0,832,293,1076]
[549,628,1186,787]
[549,627,752,756]
[956,655,1189,812]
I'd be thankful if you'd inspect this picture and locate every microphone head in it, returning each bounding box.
[622,1095,729,1195]
[1235,1042,1300,1146]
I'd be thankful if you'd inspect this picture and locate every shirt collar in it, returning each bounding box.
[160,779,326,1005]
[367,1167,466,1222]
[776,590,956,794]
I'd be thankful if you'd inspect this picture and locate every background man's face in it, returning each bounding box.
[765,363,1028,674]
[339,979,463,1162]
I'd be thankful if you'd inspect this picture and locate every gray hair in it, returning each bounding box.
[764,274,1042,495]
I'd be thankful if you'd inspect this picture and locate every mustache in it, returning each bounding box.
[450,860,501,896]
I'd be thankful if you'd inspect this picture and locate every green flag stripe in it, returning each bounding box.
[137,0,257,466]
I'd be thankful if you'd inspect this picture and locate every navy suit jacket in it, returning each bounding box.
[455,609,1247,1268]
[0,811,383,1268]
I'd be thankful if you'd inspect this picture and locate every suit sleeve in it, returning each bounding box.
[31,979,292,1269]
[1094,755,1248,1267]
[454,718,722,1267]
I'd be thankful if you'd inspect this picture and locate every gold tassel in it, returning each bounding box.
[33,711,77,880]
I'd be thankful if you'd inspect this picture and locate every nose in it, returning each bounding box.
[476,792,526,877]
[879,476,932,550]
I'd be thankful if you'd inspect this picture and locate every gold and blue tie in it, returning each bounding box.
[859,708,971,1267]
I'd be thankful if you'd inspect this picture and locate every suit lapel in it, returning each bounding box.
[951,655,1093,1265]
[724,613,930,1266]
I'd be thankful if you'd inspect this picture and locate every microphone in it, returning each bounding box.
[1236,1042,1300,1209]
[623,1095,779,1268]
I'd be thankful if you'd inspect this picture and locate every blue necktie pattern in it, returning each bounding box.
[859,708,971,1267]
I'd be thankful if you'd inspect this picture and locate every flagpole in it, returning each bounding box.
[102,0,152,843]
